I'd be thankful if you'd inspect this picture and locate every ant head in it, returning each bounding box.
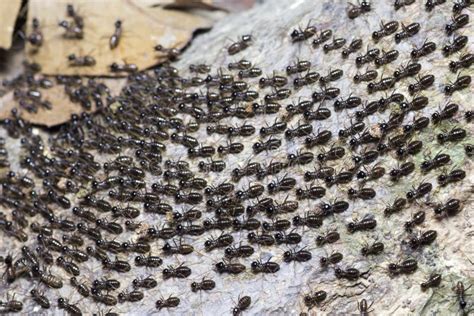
[262,222,272,231]
[215,261,225,270]
[162,243,172,251]
[437,173,448,183]
[442,45,451,55]
[325,175,334,183]
[58,297,66,306]
[361,246,369,255]
[267,182,276,191]
[352,155,362,164]
[380,122,391,133]
[348,188,357,196]
[372,30,382,40]
[448,60,457,71]
[252,142,262,151]
[396,148,406,157]
[322,254,336,267]
[465,144,473,155]
[348,137,358,147]
[394,33,402,43]
[288,153,297,161]
[242,35,252,42]
[224,247,235,256]
[134,256,144,265]
[402,124,413,135]
[431,112,440,121]
[291,29,300,38]
[445,24,453,33]
[317,152,327,161]
[444,85,453,95]
[436,133,446,143]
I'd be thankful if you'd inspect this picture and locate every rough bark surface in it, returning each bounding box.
[0,0,473,315]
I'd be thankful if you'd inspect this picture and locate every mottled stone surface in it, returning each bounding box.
[0,0,473,315]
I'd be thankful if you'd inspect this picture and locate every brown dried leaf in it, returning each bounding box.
[25,0,214,76]
[0,78,126,127]
[0,0,22,49]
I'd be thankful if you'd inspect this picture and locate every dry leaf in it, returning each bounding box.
[25,0,214,76]
[0,78,126,127]
[0,0,22,49]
